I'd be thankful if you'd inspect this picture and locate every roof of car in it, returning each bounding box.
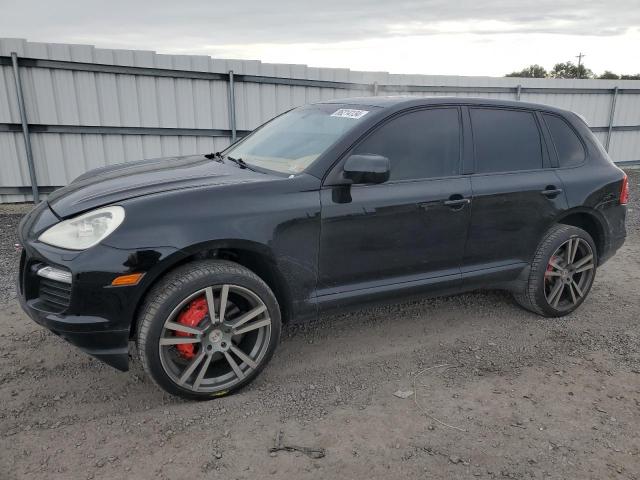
[318,96,575,117]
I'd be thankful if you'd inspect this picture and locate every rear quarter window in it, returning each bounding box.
[543,114,586,167]
[470,108,543,173]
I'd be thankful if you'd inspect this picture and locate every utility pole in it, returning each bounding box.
[576,52,586,79]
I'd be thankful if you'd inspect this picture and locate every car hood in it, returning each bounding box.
[47,155,268,218]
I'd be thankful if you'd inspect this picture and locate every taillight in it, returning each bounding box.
[620,174,629,205]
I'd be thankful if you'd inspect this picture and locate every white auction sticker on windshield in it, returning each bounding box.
[330,108,369,119]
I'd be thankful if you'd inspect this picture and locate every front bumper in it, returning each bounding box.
[16,202,182,371]
[18,291,130,370]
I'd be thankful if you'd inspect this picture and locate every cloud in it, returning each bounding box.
[1,0,638,76]
[3,0,639,46]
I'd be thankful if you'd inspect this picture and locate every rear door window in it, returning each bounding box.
[543,114,585,167]
[470,108,543,173]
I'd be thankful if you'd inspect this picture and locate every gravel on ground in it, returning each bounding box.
[0,170,638,480]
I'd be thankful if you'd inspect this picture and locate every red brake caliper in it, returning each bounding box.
[175,296,208,360]
[545,256,558,283]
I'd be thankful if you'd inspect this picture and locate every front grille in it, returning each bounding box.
[38,278,72,312]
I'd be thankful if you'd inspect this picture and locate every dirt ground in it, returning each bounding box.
[1,170,639,480]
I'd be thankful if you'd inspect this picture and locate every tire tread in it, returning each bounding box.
[514,224,596,317]
[136,260,279,399]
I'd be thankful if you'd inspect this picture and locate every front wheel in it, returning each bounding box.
[136,260,281,400]
[514,224,597,317]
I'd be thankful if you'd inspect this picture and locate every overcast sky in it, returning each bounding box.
[2,0,639,76]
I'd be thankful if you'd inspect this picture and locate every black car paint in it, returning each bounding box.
[17,97,627,371]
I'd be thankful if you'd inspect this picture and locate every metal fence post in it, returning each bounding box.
[516,84,522,101]
[605,86,618,152]
[10,52,39,203]
[227,70,237,143]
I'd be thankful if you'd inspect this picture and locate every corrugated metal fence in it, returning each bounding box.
[1,38,640,203]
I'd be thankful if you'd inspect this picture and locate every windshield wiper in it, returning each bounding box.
[206,152,257,171]
[204,151,224,162]
[226,156,255,171]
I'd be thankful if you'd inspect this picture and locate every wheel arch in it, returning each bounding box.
[554,208,606,261]
[129,239,293,338]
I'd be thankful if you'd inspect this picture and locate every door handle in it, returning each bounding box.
[540,187,563,197]
[443,197,471,207]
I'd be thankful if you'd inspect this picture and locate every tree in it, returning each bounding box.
[549,61,594,79]
[599,71,620,79]
[504,62,640,80]
[505,64,547,78]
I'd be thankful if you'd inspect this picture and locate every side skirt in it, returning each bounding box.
[314,262,529,315]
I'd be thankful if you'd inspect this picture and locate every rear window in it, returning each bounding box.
[543,114,585,167]
[471,108,543,173]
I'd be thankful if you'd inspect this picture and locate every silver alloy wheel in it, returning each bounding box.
[544,237,596,310]
[158,284,272,393]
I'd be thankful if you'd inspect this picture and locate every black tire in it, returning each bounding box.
[514,224,598,317]
[136,260,281,400]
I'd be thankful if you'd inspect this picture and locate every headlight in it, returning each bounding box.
[38,206,125,250]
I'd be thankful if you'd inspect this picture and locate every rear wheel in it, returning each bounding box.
[515,224,597,317]
[136,260,281,399]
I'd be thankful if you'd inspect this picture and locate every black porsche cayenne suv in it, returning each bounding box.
[17,97,627,399]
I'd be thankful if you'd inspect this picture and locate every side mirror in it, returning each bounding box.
[343,154,390,184]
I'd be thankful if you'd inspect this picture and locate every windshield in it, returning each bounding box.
[224,104,376,174]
